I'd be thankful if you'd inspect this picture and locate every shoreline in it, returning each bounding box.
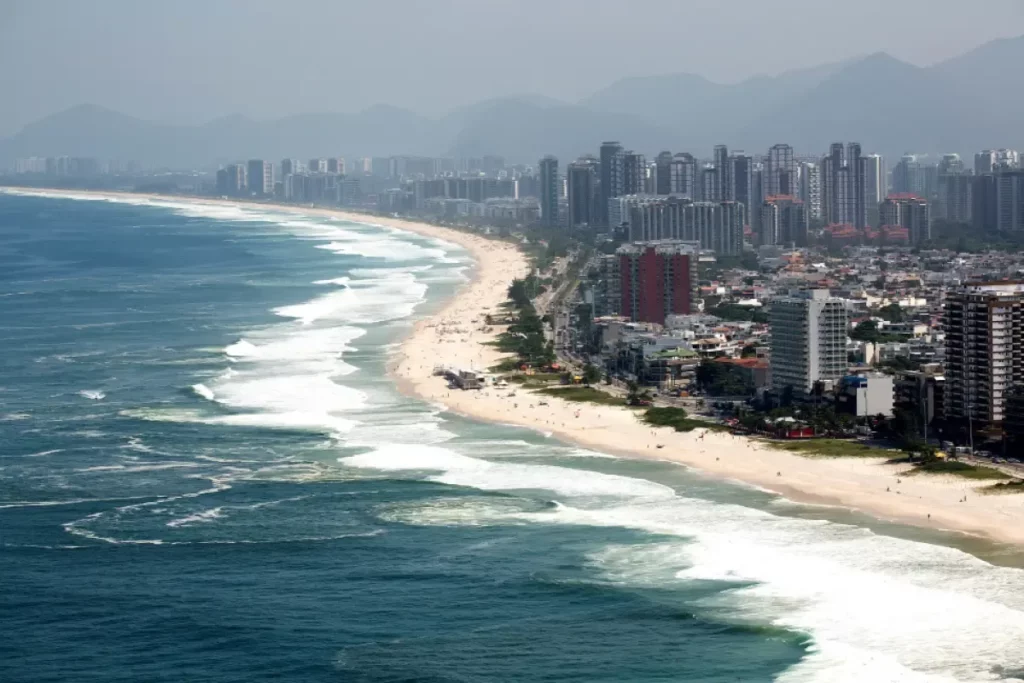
[7,187,1024,546]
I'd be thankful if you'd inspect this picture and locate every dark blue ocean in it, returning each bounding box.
[3,191,1024,683]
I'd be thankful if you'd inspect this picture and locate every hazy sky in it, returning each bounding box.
[2,0,1024,135]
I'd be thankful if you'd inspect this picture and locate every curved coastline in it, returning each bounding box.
[5,186,1024,547]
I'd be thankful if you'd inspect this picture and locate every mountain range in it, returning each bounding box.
[3,35,1024,168]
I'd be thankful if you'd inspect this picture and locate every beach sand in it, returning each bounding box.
[9,187,1024,546]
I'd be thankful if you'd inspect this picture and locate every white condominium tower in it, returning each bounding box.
[770,290,848,395]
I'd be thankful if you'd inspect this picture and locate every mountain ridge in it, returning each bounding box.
[3,35,1024,167]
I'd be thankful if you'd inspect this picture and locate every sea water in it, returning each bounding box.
[2,190,1024,683]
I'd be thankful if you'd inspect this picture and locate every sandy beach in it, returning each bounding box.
[375,206,1024,547]
[8,187,1024,546]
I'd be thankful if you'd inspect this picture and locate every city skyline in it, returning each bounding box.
[13,138,1024,243]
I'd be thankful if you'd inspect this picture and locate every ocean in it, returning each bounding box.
[2,190,1024,683]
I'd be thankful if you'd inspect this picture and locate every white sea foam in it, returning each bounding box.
[78,389,106,400]
[547,495,1024,683]
[345,421,457,447]
[348,265,434,278]
[191,383,216,400]
[74,462,200,474]
[342,444,674,501]
[341,439,1024,682]
[166,507,224,527]
[217,373,364,415]
[273,272,427,325]
[24,449,63,458]
[316,237,445,262]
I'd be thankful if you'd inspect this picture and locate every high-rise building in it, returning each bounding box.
[352,158,372,174]
[799,162,822,221]
[729,153,754,218]
[938,172,973,223]
[654,152,674,195]
[822,143,848,225]
[619,151,646,196]
[944,282,1024,427]
[281,159,300,178]
[862,154,885,227]
[670,153,697,197]
[994,170,1024,233]
[975,151,996,176]
[599,141,623,225]
[713,145,731,201]
[246,159,274,195]
[770,290,848,395]
[217,164,247,196]
[765,144,796,197]
[539,155,560,227]
[617,195,679,242]
[371,157,391,177]
[893,155,927,196]
[327,157,346,175]
[482,155,505,176]
[880,194,931,245]
[975,149,1020,175]
[615,196,744,255]
[617,242,697,325]
[14,157,48,174]
[938,154,964,176]
[972,173,998,233]
[567,157,599,228]
[750,163,764,234]
[760,196,807,247]
[700,166,716,202]
[846,143,866,229]
[308,158,329,174]
[705,201,746,256]
[820,142,871,228]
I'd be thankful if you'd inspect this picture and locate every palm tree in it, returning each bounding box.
[582,363,602,386]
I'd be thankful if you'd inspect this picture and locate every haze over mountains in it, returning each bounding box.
[3,35,1023,168]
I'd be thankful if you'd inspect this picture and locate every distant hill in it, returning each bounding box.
[443,98,676,162]
[0,104,439,168]
[3,36,1024,167]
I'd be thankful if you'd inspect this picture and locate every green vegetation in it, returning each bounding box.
[625,380,654,406]
[876,406,932,454]
[532,386,625,407]
[708,303,768,324]
[707,252,760,273]
[581,363,602,386]
[502,373,563,388]
[507,276,543,308]
[495,277,555,367]
[769,439,883,458]
[490,357,522,373]
[522,233,570,272]
[922,219,1024,254]
[982,480,1024,495]
[878,303,906,323]
[696,359,756,396]
[850,320,906,344]
[878,356,923,373]
[641,407,729,433]
[906,459,1008,480]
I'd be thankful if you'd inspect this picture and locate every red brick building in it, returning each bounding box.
[618,242,697,325]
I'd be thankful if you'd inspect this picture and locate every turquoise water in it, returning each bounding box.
[2,191,1024,683]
